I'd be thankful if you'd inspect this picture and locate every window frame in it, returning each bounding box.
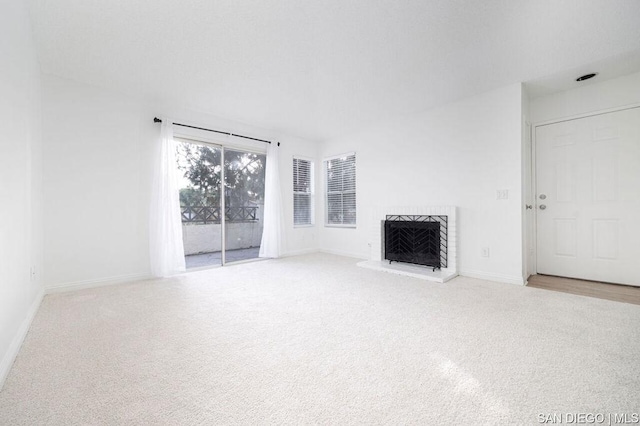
[293,156,315,228]
[324,152,356,228]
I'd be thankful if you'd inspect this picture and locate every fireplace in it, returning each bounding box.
[357,207,456,282]
[384,215,448,271]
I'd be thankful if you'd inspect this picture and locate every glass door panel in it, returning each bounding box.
[223,148,266,263]
[175,140,223,269]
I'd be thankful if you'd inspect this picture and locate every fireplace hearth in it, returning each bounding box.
[384,215,448,271]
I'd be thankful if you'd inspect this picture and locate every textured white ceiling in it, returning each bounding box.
[28,0,640,141]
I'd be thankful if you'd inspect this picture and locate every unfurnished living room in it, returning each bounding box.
[2,1,640,424]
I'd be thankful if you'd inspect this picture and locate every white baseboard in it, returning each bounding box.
[319,248,368,260]
[0,287,45,391]
[280,248,320,258]
[46,273,152,294]
[459,269,525,286]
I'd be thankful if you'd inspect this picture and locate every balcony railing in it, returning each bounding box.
[181,205,258,224]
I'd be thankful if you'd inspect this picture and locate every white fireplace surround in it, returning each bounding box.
[358,206,458,283]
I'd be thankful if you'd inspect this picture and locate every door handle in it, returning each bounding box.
[539,204,547,210]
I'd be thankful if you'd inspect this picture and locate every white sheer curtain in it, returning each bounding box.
[149,118,186,276]
[259,142,283,258]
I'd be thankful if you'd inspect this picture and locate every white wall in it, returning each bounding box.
[319,84,525,284]
[530,71,640,124]
[42,75,319,290]
[0,0,44,387]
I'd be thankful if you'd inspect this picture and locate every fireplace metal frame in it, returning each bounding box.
[384,215,448,270]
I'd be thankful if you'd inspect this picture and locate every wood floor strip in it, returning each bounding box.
[527,274,640,305]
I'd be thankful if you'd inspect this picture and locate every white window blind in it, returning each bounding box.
[293,157,313,226]
[325,153,356,226]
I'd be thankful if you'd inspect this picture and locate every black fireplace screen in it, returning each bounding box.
[384,215,448,270]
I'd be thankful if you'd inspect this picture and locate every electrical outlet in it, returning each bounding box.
[481,247,490,258]
[496,189,509,200]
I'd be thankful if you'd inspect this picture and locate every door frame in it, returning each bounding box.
[530,102,640,278]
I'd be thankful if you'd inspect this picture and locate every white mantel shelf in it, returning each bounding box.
[357,260,458,283]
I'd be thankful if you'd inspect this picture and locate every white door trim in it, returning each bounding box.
[530,103,640,277]
[534,102,640,128]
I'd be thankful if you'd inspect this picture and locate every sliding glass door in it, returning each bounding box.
[223,149,266,263]
[174,139,266,268]
[175,139,223,268]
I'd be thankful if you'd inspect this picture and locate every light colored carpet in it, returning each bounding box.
[1,253,639,425]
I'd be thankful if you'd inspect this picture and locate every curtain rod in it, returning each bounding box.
[153,117,279,146]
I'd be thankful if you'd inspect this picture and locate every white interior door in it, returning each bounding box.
[535,107,640,287]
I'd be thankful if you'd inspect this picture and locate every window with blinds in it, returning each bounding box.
[293,157,313,226]
[324,153,356,226]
